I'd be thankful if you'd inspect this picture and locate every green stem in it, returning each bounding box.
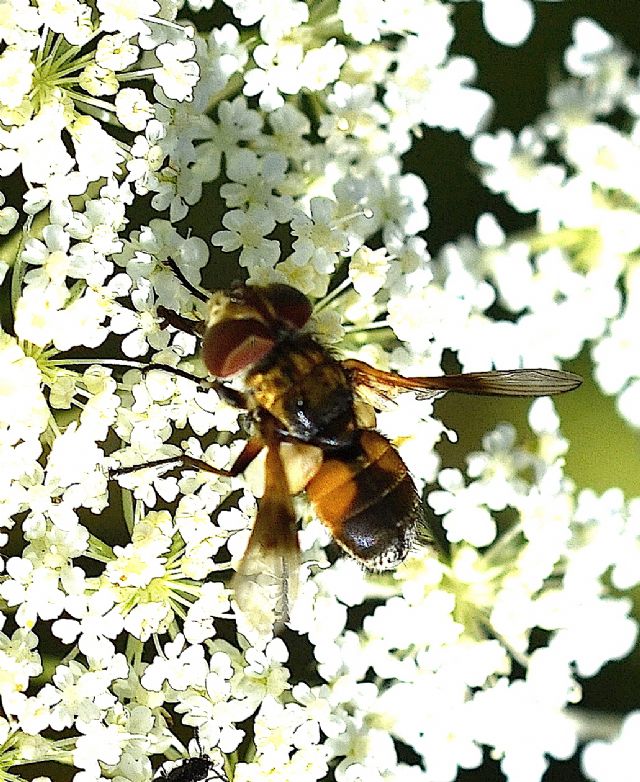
[313,277,352,312]
[41,32,66,73]
[125,634,145,668]
[483,522,524,565]
[207,72,245,113]
[343,319,389,333]
[122,488,135,534]
[8,220,30,314]
[517,226,595,254]
[86,533,115,562]
[35,27,53,69]
[53,357,148,369]
[224,751,237,781]
[480,616,531,669]
[308,0,339,25]
[117,69,158,81]
[64,89,118,115]
[51,51,98,78]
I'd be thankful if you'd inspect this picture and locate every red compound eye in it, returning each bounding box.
[262,284,312,329]
[202,318,275,377]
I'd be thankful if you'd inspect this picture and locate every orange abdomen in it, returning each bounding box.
[305,430,421,570]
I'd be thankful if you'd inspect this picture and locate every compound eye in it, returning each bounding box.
[202,318,275,377]
[263,284,312,329]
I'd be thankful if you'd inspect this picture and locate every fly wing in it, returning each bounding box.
[343,358,582,410]
[231,438,300,637]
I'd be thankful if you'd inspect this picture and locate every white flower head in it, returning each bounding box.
[97,0,160,37]
[338,0,386,45]
[348,246,390,297]
[115,88,154,132]
[582,711,640,782]
[211,205,279,269]
[244,41,304,111]
[155,39,200,101]
[481,0,535,47]
[0,47,34,108]
[0,335,50,444]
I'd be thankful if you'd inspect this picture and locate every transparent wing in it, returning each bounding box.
[231,438,300,637]
[343,358,582,410]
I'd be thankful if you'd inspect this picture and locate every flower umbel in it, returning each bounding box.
[1,3,639,782]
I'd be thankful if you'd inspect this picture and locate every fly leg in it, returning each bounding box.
[110,437,264,481]
[136,361,247,409]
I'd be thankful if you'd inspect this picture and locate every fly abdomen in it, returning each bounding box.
[305,430,421,570]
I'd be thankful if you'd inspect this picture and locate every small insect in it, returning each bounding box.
[153,755,227,782]
[117,279,581,633]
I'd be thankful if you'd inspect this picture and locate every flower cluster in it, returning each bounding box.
[0,2,638,782]
[447,19,640,428]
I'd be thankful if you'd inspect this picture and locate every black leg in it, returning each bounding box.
[138,362,248,409]
[111,437,264,480]
[157,306,206,338]
[164,258,210,302]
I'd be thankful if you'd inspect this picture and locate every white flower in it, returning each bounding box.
[79,63,119,97]
[0,47,34,108]
[1,557,67,626]
[37,0,89,41]
[13,283,65,347]
[471,675,577,782]
[618,380,640,427]
[481,0,535,47]
[96,33,140,70]
[155,40,200,102]
[564,123,640,202]
[0,0,41,48]
[220,149,293,222]
[259,0,308,43]
[51,592,124,657]
[71,116,126,181]
[542,593,637,678]
[348,246,390,297]
[211,205,279,268]
[472,128,565,213]
[0,627,42,697]
[244,42,304,112]
[74,720,127,772]
[222,0,265,26]
[0,190,18,233]
[236,639,290,706]
[6,691,53,736]
[115,88,154,132]
[183,583,231,644]
[23,156,89,216]
[429,469,498,547]
[97,0,160,37]
[141,635,208,692]
[582,711,640,782]
[338,0,385,45]
[565,18,620,78]
[289,197,348,274]
[105,540,168,589]
[22,224,75,285]
[0,334,50,445]
[1,7,640,782]
[299,40,347,92]
[43,655,127,730]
